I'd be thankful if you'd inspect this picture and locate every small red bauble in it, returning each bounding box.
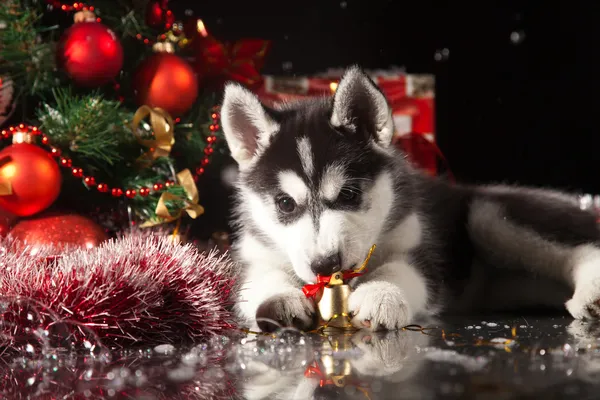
[0,143,62,217]
[57,21,124,87]
[133,52,198,116]
[10,212,108,250]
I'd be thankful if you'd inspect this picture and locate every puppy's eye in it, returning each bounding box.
[338,187,360,204]
[276,195,297,213]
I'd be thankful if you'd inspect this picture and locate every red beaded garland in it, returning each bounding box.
[84,176,96,186]
[48,1,157,45]
[71,167,83,178]
[45,1,91,12]
[1,113,218,202]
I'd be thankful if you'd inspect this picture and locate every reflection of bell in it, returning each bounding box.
[316,272,352,330]
[321,334,353,386]
[321,357,352,387]
[306,334,354,388]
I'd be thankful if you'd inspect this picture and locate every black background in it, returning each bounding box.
[176,1,598,189]
[174,1,599,235]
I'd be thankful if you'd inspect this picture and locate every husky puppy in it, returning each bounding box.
[220,66,600,332]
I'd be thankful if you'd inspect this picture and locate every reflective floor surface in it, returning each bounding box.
[4,314,600,399]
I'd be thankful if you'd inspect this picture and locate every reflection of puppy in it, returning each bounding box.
[240,327,432,400]
[567,319,600,350]
[350,329,430,383]
[563,321,600,385]
[242,359,315,400]
[563,321,600,388]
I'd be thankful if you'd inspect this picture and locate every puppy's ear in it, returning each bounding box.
[330,66,394,147]
[220,83,279,169]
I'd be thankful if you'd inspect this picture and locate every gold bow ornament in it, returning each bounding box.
[131,105,175,166]
[141,169,204,228]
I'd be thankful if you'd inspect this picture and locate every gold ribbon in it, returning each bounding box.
[131,105,175,165]
[141,169,204,227]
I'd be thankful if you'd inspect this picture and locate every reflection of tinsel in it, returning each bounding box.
[0,232,237,351]
[0,337,239,399]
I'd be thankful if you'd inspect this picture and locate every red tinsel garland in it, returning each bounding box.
[0,231,237,350]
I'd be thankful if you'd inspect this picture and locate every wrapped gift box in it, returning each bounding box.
[254,68,439,175]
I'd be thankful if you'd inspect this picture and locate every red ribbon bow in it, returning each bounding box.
[302,270,364,299]
[193,35,271,89]
[302,245,377,299]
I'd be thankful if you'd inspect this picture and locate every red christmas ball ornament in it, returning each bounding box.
[57,21,124,87]
[133,51,198,117]
[145,0,174,29]
[0,143,62,217]
[10,212,108,250]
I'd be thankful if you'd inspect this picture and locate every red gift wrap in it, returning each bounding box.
[254,69,440,176]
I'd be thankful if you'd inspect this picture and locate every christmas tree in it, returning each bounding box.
[0,0,270,242]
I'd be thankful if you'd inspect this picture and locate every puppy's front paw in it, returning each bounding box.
[348,282,412,331]
[255,290,316,333]
[566,277,600,319]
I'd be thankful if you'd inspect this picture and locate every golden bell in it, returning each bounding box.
[316,272,352,330]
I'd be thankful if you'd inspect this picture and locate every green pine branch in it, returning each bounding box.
[36,88,139,176]
[173,91,227,169]
[120,157,188,224]
[91,0,155,41]
[0,0,58,96]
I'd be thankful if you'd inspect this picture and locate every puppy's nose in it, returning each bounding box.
[311,253,341,276]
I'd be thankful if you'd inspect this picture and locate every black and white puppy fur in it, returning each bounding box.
[221,66,600,333]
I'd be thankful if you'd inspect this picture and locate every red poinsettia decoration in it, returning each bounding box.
[192,35,271,89]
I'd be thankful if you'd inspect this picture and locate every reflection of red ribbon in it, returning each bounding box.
[302,270,364,299]
[304,362,331,387]
[304,362,370,392]
[193,35,271,88]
